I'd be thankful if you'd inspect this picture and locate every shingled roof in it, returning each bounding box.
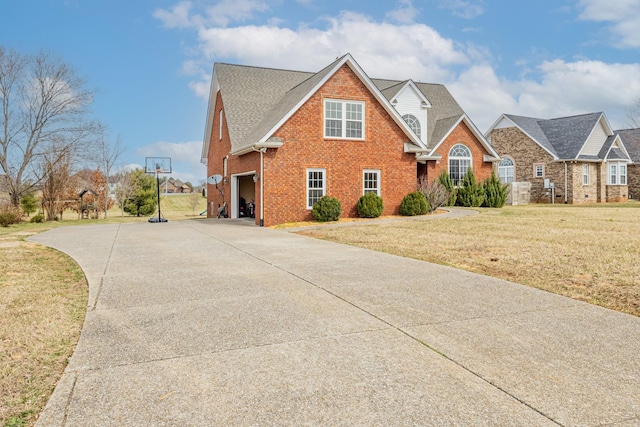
[499,112,629,161]
[203,54,475,161]
[615,128,640,162]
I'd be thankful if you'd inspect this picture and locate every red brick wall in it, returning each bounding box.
[425,121,495,183]
[206,92,261,223]
[261,64,417,226]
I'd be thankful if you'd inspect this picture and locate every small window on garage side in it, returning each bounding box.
[307,168,326,209]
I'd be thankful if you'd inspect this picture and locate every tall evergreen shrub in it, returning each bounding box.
[437,170,457,206]
[356,193,384,218]
[482,172,509,208]
[457,169,485,207]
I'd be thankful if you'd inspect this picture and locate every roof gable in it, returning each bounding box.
[615,128,640,162]
[488,112,619,161]
[427,114,499,160]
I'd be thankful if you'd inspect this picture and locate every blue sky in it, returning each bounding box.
[3,0,640,183]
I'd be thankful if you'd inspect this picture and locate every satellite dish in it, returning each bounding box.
[207,174,223,185]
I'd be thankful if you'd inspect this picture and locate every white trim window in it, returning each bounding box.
[534,164,545,178]
[402,114,421,138]
[608,162,627,185]
[219,110,223,140]
[324,99,364,139]
[582,164,589,186]
[448,143,472,186]
[498,158,514,183]
[363,169,381,196]
[306,168,326,209]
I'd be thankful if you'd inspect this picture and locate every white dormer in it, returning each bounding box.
[389,80,430,143]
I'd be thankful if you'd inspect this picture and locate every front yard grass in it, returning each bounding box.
[0,222,87,427]
[298,203,640,317]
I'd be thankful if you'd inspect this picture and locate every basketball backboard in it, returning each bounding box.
[145,157,172,174]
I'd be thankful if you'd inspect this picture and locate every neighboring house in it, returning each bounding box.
[486,112,631,204]
[202,54,499,226]
[614,128,640,199]
[163,178,191,194]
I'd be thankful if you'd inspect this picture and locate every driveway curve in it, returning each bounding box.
[29,219,640,426]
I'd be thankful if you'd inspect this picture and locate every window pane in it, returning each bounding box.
[364,171,379,194]
[621,165,627,184]
[326,119,342,137]
[346,103,362,120]
[346,120,362,138]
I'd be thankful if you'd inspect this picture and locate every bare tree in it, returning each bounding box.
[114,169,135,218]
[626,97,640,128]
[95,133,124,218]
[188,191,202,216]
[0,46,96,207]
[40,146,78,221]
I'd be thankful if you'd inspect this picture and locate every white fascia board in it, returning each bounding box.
[428,114,500,159]
[487,114,560,161]
[404,142,428,153]
[391,80,432,108]
[257,53,426,150]
[602,134,632,162]
[484,114,512,137]
[201,68,219,165]
[576,113,610,158]
[230,139,284,157]
[416,153,442,161]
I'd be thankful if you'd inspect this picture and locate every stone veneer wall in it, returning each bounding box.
[628,164,640,200]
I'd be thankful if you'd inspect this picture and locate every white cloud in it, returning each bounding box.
[203,0,269,27]
[136,141,206,183]
[196,11,468,82]
[437,0,485,19]
[155,1,640,135]
[153,1,196,29]
[386,0,419,24]
[577,0,640,48]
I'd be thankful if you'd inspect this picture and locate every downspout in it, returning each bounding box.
[564,161,568,204]
[252,146,267,227]
[260,147,266,227]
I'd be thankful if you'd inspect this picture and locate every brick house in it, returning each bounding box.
[202,54,499,226]
[486,113,631,204]
[615,128,640,199]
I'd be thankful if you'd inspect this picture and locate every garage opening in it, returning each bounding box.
[237,175,256,219]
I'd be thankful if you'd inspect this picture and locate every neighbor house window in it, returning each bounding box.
[534,164,545,178]
[498,158,514,183]
[608,162,627,185]
[448,143,472,186]
[363,169,381,196]
[324,99,364,139]
[219,110,223,140]
[307,168,326,209]
[582,164,589,185]
[402,114,421,138]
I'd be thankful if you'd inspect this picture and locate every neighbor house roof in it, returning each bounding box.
[491,112,630,162]
[615,128,640,162]
[202,54,491,162]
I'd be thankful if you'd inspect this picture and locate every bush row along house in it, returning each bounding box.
[486,113,637,203]
[201,53,499,226]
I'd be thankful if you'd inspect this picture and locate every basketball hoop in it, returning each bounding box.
[144,157,172,223]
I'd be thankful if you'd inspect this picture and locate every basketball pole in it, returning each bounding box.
[156,166,162,222]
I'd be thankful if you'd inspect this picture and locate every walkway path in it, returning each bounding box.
[29,219,640,426]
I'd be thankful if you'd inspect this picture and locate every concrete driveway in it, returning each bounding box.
[29,219,640,426]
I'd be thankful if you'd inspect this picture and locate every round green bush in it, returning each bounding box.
[30,213,44,223]
[400,191,429,216]
[356,193,384,218]
[312,196,342,222]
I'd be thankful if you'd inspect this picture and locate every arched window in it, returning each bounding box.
[498,157,514,183]
[448,143,471,186]
[402,114,421,138]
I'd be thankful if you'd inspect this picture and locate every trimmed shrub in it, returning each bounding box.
[30,213,45,223]
[400,191,429,216]
[356,193,384,218]
[417,176,450,213]
[482,172,509,208]
[437,170,457,206]
[457,168,485,207]
[312,196,342,222]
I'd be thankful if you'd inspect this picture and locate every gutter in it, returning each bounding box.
[231,140,284,157]
[564,161,568,203]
